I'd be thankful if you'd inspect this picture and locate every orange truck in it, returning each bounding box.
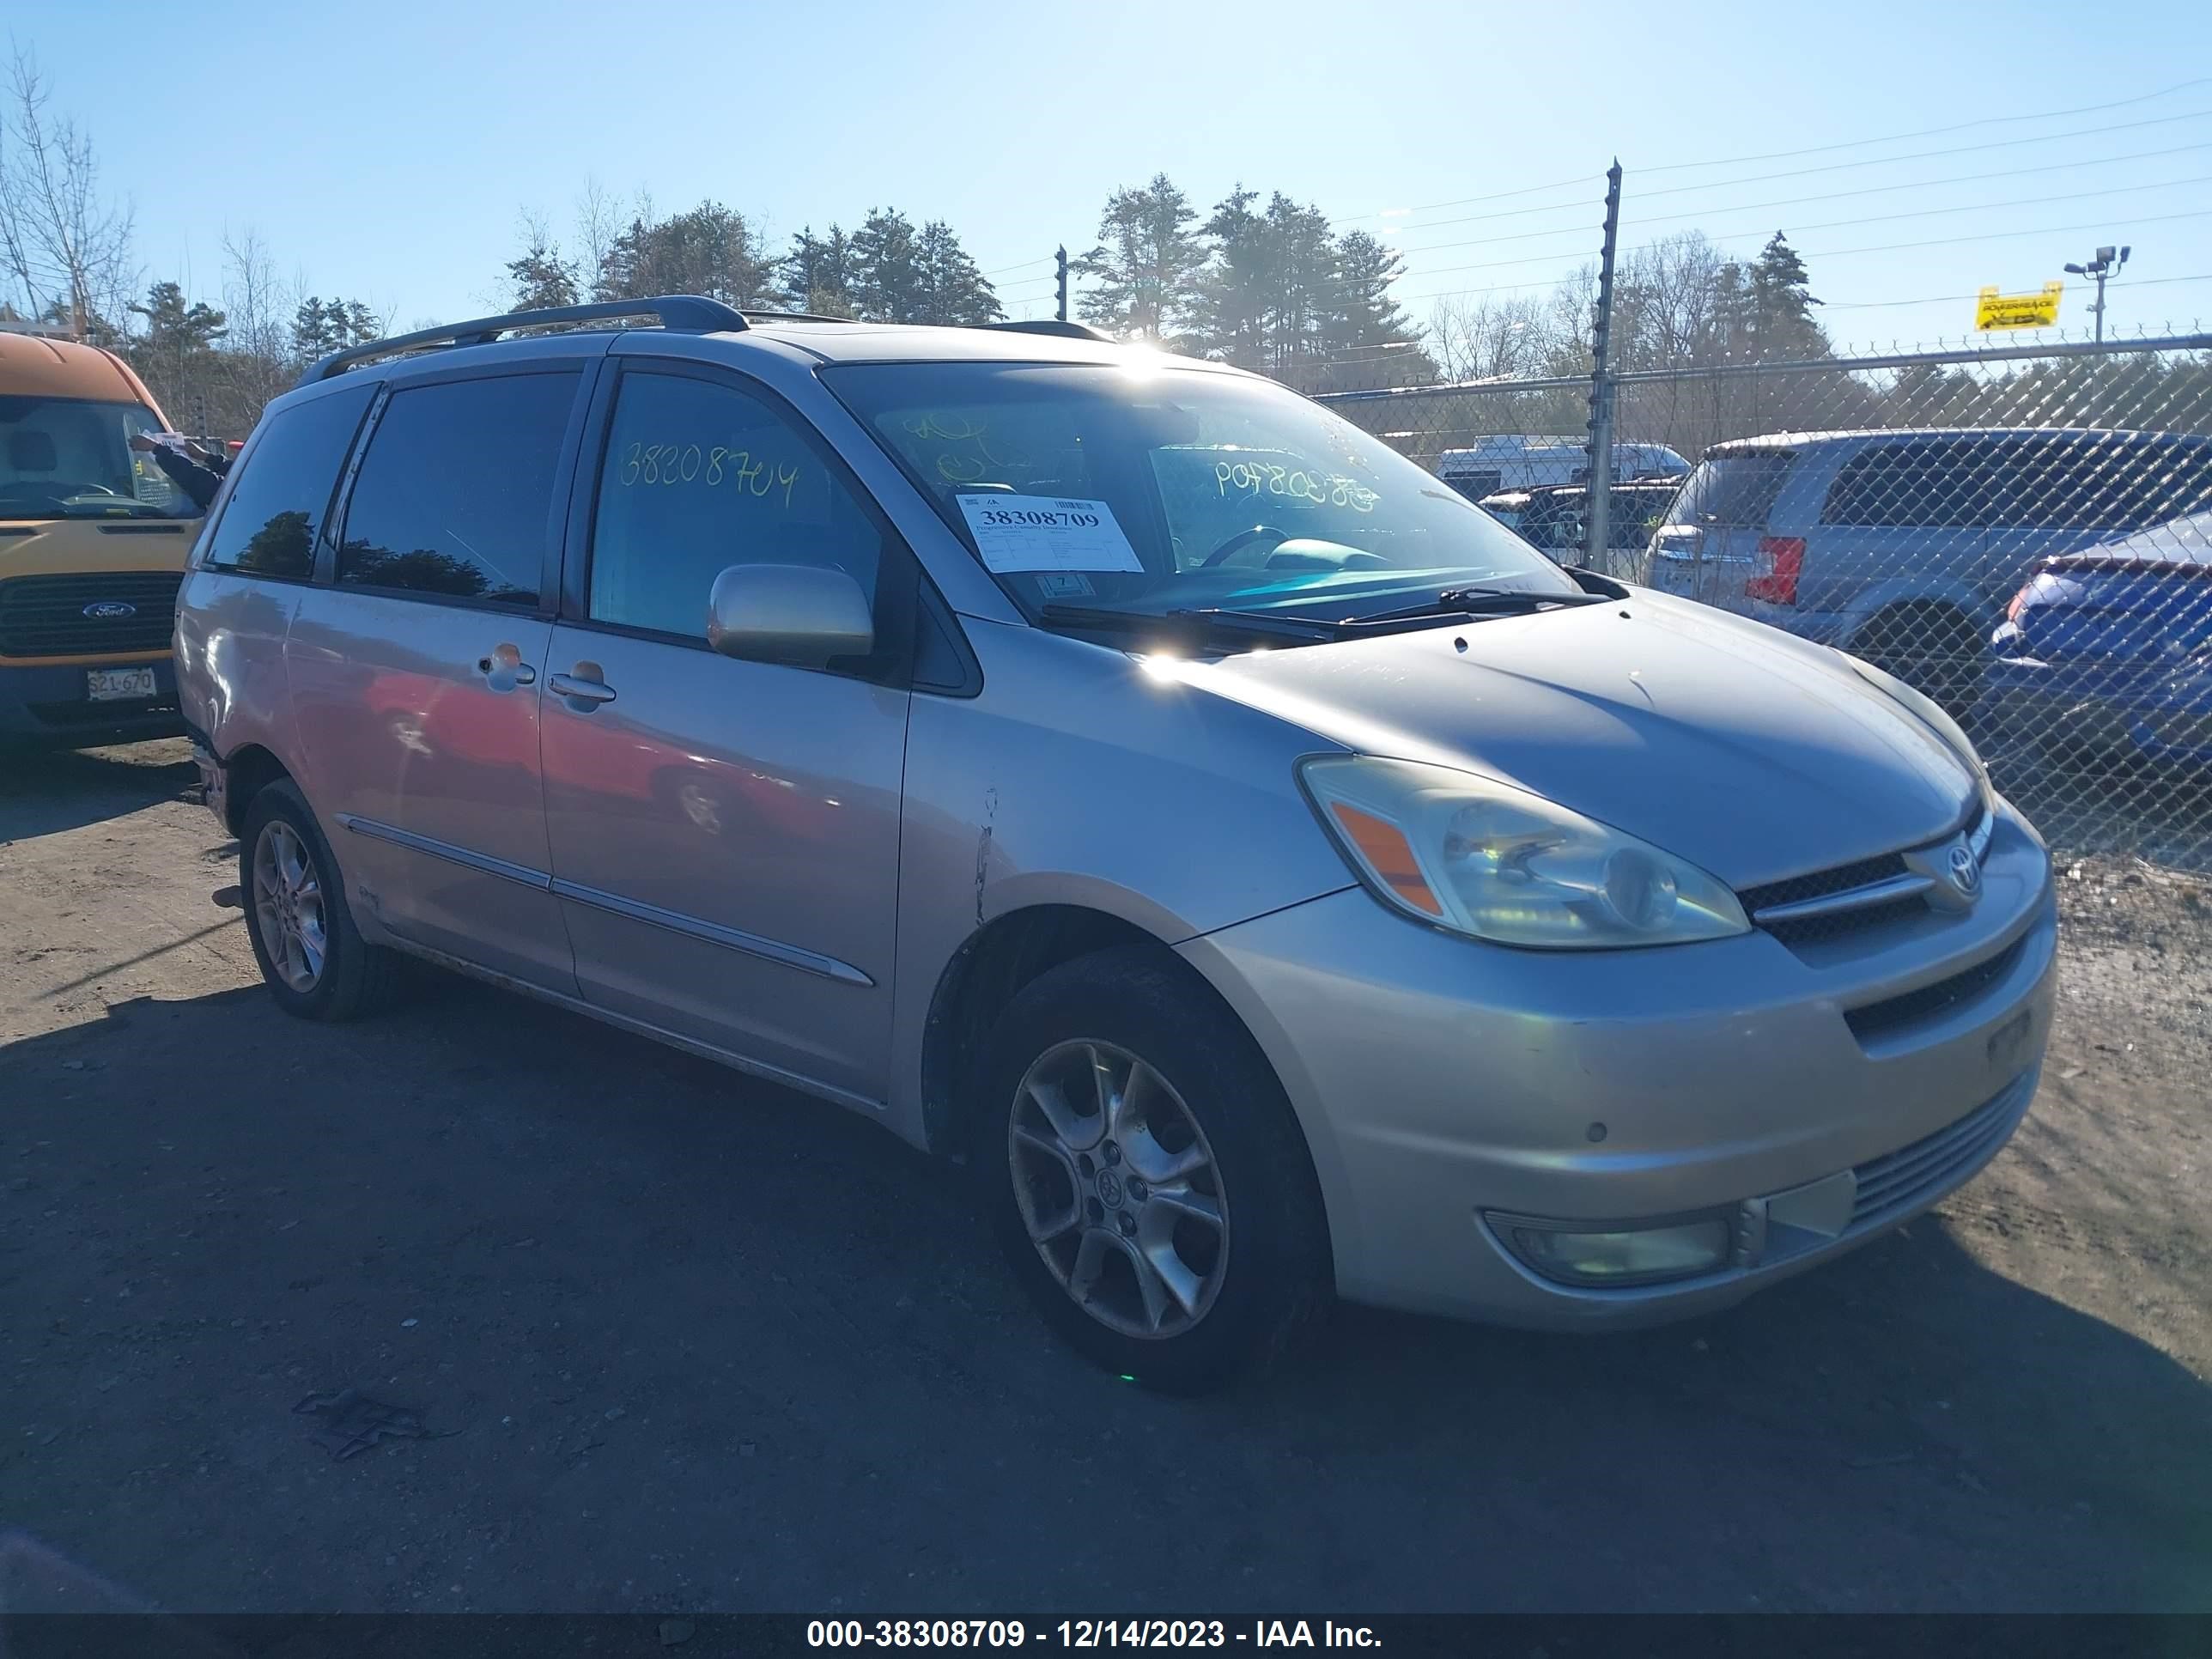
[0,324,204,747]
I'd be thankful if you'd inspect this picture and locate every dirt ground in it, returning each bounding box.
[3,738,2209,1614]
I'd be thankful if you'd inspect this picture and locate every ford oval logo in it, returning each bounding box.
[82,601,137,620]
[1948,843,1982,896]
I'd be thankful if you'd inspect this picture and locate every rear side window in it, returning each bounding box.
[337,372,580,606]
[201,386,374,578]
[1822,439,2005,528]
[1670,453,1791,527]
[1991,436,2212,533]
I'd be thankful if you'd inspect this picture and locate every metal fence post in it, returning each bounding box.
[1584,162,1624,569]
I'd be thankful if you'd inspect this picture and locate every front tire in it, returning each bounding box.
[975,946,1331,1393]
[239,778,404,1021]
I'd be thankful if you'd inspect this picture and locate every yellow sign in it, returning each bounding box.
[1975,282,2063,331]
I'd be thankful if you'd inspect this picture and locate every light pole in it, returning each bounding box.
[2063,244,2130,344]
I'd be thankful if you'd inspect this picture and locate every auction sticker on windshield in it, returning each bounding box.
[957,494,1145,574]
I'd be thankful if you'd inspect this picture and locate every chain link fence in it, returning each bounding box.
[1318,332,2212,872]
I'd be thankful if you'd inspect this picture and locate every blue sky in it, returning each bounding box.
[21,0,2212,354]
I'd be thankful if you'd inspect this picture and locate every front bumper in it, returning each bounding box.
[0,656,181,747]
[1177,799,2057,1327]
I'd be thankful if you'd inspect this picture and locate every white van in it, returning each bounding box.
[1439,436,1688,501]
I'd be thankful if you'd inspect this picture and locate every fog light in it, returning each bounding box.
[1493,1212,1734,1287]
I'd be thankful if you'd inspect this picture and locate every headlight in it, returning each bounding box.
[1298,755,1750,949]
[1840,653,1984,775]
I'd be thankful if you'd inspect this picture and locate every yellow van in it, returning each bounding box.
[1,325,203,747]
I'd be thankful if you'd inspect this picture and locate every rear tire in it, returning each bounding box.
[975,945,1332,1394]
[239,778,406,1021]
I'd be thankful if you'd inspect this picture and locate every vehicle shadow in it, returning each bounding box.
[4,980,2209,1614]
[0,739,198,843]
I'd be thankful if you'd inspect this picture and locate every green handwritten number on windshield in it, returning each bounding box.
[1212,459,1377,514]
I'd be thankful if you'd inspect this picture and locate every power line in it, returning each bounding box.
[1377,139,2212,250]
[1384,106,2212,243]
[1629,108,2212,204]
[1337,77,2212,228]
[1798,205,2212,264]
[1820,272,2212,312]
[1395,165,2212,262]
[982,255,1054,276]
[1637,76,2212,176]
[1393,209,2212,307]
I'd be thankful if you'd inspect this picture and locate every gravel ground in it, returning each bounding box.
[3,739,2209,1614]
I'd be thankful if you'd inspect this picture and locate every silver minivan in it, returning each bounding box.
[1645,427,2212,713]
[176,299,2057,1390]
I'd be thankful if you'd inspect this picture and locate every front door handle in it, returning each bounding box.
[549,670,617,709]
[477,643,536,692]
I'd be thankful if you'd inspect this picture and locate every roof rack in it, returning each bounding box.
[739,308,861,325]
[981,319,1115,343]
[301,295,748,385]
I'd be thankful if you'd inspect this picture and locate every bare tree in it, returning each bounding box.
[574,178,623,301]
[0,45,136,337]
[1427,294,1558,382]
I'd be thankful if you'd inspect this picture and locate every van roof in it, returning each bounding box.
[295,295,1252,385]
[0,330,164,411]
[1703,426,2209,458]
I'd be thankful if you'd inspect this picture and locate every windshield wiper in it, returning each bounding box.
[1335,586,1609,628]
[1037,604,1340,645]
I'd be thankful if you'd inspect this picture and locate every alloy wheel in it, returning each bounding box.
[1007,1040,1231,1340]
[252,820,327,993]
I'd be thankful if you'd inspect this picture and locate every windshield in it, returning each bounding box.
[0,395,197,520]
[824,362,1574,618]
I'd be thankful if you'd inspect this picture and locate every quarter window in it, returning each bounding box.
[587,371,885,640]
[337,372,580,606]
[201,385,374,578]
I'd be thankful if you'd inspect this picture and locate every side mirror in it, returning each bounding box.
[707,563,875,668]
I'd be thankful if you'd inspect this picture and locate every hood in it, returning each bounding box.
[1179,590,1976,889]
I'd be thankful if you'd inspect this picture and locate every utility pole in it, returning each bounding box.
[1583,161,1624,571]
[2063,244,2130,344]
[1055,246,1069,324]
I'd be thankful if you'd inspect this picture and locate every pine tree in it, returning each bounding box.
[1747,232,1826,358]
[912,220,1002,325]
[595,202,773,307]
[1319,231,1432,390]
[507,226,580,311]
[1073,173,1205,343]
[778,224,858,314]
[849,207,923,321]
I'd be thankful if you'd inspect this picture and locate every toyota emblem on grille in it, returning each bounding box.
[82,601,138,620]
[1948,843,1982,896]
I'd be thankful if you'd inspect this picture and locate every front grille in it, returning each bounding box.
[0,571,182,657]
[1844,937,2026,1043]
[1738,852,1909,916]
[1739,795,1992,948]
[1765,895,1927,947]
[1850,1079,2029,1230]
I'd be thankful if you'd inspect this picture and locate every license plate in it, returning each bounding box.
[87,666,157,702]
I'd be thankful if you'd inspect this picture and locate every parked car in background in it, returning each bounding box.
[177,298,2054,1391]
[1644,427,2212,716]
[1981,509,2212,775]
[1439,436,1688,501]
[0,322,202,747]
[1480,477,1684,568]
